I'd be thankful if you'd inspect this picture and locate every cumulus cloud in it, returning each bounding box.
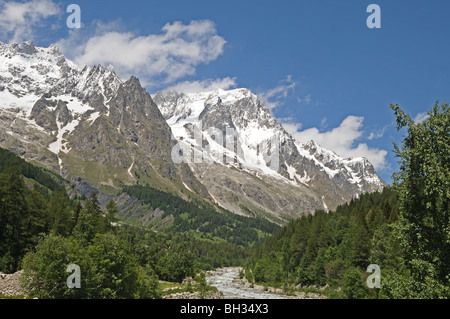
[59,19,227,87]
[0,0,60,43]
[281,116,388,170]
[165,77,237,93]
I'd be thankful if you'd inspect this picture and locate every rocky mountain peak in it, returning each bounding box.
[11,41,38,55]
[154,87,386,219]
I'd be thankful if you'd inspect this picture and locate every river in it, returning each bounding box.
[206,267,298,299]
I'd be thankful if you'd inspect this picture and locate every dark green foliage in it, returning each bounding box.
[105,199,119,228]
[247,102,450,299]
[0,151,252,297]
[194,239,250,270]
[20,205,162,299]
[383,102,450,298]
[84,233,140,299]
[21,235,80,299]
[158,241,197,283]
[247,187,401,298]
[0,166,30,272]
[343,267,368,299]
[0,147,65,192]
[21,232,159,299]
[122,184,280,246]
[0,148,77,273]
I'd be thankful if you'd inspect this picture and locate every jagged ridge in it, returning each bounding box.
[153,88,386,220]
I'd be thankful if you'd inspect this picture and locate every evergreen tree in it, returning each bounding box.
[48,189,71,236]
[72,192,105,243]
[106,199,120,228]
[0,166,30,271]
[26,186,50,247]
[69,202,83,235]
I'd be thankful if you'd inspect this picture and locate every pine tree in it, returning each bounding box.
[72,193,105,244]
[0,166,29,271]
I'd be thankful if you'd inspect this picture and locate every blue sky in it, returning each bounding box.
[1,0,449,183]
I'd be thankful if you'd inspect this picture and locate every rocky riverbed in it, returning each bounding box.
[0,271,25,297]
[205,267,326,299]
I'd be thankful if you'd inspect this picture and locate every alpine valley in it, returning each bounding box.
[0,41,386,229]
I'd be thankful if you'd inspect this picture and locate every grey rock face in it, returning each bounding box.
[12,42,38,55]
[29,98,58,131]
[155,88,386,219]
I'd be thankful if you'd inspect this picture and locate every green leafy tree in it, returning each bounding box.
[20,235,83,299]
[27,186,50,245]
[197,271,208,298]
[342,267,368,299]
[391,102,450,286]
[84,233,140,299]
[158,243,197,283]
[135,264,161,299]
[351,219,371,268]
[69,202,83,235]
[72,207,99,244]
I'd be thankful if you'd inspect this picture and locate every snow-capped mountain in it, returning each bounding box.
[0,41,208,200]
[155,89,283,176]
[0,42,386,225]
[0,41,121,163]
[153,89,386,221]
[0,42,120,116]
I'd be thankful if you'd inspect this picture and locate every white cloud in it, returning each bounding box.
[297,94,312,105]
[367,124,389,140]
[258,75,297,110]
[278,118,303,136]
[0,0,60,43]
[320,117,328,130]
[413,112,429,123]
[281,115,388,170]
[259,76,320,110]
[165,77,237,93]
[59,19,227,87]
